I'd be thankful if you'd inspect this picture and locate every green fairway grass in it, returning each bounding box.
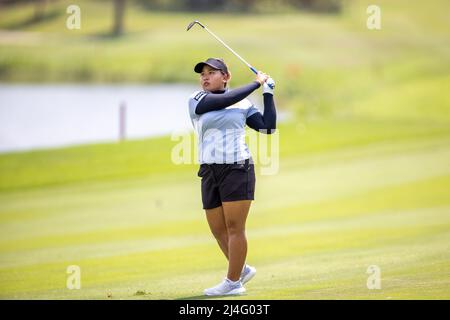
[1,119,449,299]
[1,0,449,299]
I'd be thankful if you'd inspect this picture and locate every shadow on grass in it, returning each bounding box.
[87,32,123,41]
[86,31,143,42]
[175,294,247,300]
[175,295,217,300]
[5,10,61,30]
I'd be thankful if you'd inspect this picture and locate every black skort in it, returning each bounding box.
[197,158,256,210]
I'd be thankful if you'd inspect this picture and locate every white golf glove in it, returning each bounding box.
[263,77,275,95]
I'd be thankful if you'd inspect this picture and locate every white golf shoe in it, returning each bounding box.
[240,264,256,285]
[204,278,246,296]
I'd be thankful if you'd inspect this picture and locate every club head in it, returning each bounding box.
[186,21,196,31]
[186,20,205,31]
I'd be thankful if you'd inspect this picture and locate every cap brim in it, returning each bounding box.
[194,62,221,73]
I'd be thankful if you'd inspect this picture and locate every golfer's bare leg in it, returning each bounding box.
[222,200,251,282]
[205,206,229,260]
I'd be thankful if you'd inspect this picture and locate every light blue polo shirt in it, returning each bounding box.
[188,90,261,164]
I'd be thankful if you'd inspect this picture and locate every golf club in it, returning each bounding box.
[187,20,275,89]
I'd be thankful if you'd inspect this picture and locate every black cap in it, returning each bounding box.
[194,58,229,74]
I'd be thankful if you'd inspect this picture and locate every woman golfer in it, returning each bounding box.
[188,58,276,296]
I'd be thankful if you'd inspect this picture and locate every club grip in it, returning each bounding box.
[250,67,274,89]
[250,67,258,74]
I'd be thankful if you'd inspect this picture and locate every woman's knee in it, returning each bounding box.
[214,231,228,241]
[226,220,245,235]
[210,227,228,242]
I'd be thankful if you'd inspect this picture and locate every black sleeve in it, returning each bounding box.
[246,93,277,134]
[195,81,261,115]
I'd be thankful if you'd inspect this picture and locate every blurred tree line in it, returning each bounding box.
[0,0,58,22]
[0,0,342,36]
[138,0,342,13]
[1,0,343,14]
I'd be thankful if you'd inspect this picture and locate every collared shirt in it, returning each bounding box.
[188,89,260,164]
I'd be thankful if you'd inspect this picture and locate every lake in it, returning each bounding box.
[0,84,200,153]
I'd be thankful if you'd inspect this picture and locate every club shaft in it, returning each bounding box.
[203,26,258,74]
